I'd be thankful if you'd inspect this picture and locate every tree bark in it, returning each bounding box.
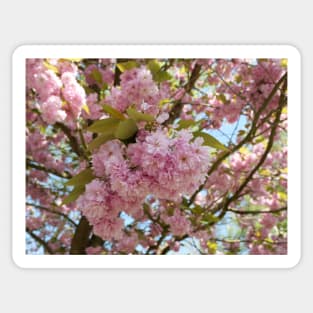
[70,216,92,254]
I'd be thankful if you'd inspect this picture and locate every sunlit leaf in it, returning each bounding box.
[91,69,103,85]
[278,191,287,201]
[88,133,115,151]
[102,104,126,120]
[43,60,59,74]
[147,59,172,82]
[193,131,229,151]
[147,60,161,74]
[159,98,171,106]
[82,104,90,115]
[116,61,138,72]
[154,71,172,82]
[62,185,85,205]
[114,119,138,140]
[60,58,83,63]
[87,117,119,134]
[65,168,94,187]
[177,119,198,130]
[207,241,217,254]
[126,108,154,122]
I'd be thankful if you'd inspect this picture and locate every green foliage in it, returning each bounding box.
[87,117,120,134]
[62,185,85,205]
[193,131,229,151]
[102,104,126,120]
[126,108,155,122]
[114,119,138,140]
[91,69,103,85]
[64,168,94,187]
[147,60,172,82]
[116,61,138,72]
[88,133,115,151]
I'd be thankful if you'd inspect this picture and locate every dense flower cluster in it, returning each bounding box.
[77,129,210,240]
[106,66,164,116]
[26,59,86,128]
[25,58,288,255]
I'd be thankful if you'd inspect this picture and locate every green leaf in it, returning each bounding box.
[116,61,138,72]
[87,117,120,134]
[88,133,115,151]
[126,108,155,122]
[154,71,172,82]
[102,104,126,120]
[91,69,103,85]
[65,168,94,187]
[147,60,161,75]
[114,119,138,140]
[193,131,229,151]
[201,213,220,225]
[62,185,85,205]
[191,205,203,215]
[82,104,90,115]
[159,98,171,106]
[43,60,59,74]
[177,119,198,130]
[147,60,172,83]
[217,94,228,104]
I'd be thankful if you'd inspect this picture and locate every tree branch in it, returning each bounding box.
[26,159,72,179]
[188,72,287,205]
[26,202,78,227]
[228,206,287,215]
[165,63,202,125]
[55,122,84,157]
[26,228,54,254]
[70,216,92,254]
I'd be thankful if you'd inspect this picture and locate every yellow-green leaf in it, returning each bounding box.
[82,104,90,115]
[60,58,83,63]
[207,241,217,254]
[259,169,271,177]
[147,60,161,75]
[114,119,138,140]
[177,119,198,130]
[281,58,288,68]
[194,131,229,151]
[91,69,103,85]
[159,98,171,106]
[88,133,115,151]
[126,108,154,122]
[147,60,172,82]
[43,60,59,74]
[154,71,172,83]
[116,61,138,72]
[62,185,85,205]
[217,94,228,104]
[102,104,126,120]
[278,191,287,201]
[65,168,94,187]
[87,117,120,134]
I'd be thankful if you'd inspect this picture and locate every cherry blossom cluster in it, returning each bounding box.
[27,59,86,128]
[77,128,210,240]
[25,58,288,255]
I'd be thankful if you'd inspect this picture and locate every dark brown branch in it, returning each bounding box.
[165,64,202,125]
[26,159,72,179]
[26,228,54,254]
[26,202,77,227]
[55,122,84,157]
[216,77,287,219]
[70,216,92,254]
